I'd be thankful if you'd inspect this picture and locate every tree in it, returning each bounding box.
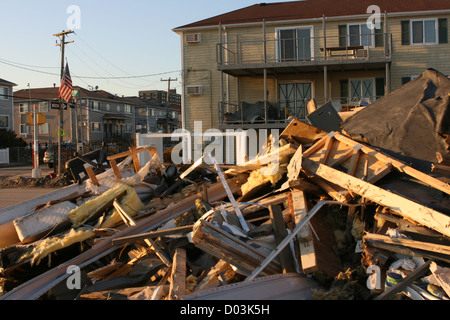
[0,129,27,148]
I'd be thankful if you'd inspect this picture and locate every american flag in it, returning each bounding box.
[59,62,73,103]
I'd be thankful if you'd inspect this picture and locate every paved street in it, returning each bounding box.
[0,165,59,210]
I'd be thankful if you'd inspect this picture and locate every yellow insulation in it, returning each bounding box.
[25,228,96,266]
[241,163,287,195]
[68,184,144,228]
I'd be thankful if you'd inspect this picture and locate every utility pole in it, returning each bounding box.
[54,30,74,176]
[161,77,177,133]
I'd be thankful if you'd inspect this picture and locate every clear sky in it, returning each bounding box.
[1,1,293,97]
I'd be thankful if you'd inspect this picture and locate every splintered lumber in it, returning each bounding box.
[168,248,186,300]
[268,205,296,273]
[302,157,450,238]
[191,219,281,276]
[194,259,236,292]
[333,132,450,196]
[111,225,194,246]
[303,132,393,184]
[0,178,243,300]
[431,163,450,176]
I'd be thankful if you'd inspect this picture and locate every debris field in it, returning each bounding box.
[0,69,450,301]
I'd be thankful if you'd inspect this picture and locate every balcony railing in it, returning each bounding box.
[217,32,392,68]
[219,96,382,127]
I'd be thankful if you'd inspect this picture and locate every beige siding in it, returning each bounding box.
[181,12,450,131]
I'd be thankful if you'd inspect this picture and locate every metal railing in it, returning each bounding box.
[217,32,392,67]
[219,96,383,126]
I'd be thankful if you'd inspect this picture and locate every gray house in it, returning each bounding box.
[0,78,17,131]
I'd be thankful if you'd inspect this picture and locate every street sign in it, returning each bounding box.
[51,102,67,110]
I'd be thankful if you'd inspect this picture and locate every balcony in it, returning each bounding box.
[217,32,392,77]
[219,96,382,129]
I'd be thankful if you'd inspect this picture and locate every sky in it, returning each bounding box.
[1,0,294,98]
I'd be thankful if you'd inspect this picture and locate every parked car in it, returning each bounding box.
[43,144,76,168]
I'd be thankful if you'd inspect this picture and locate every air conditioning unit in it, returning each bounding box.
[185,33,201,43]
[187,85,202,96]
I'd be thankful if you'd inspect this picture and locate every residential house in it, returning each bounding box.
[173,0,450,132]
[127,96,180,133]
[13,86,138,146]
[0,78,17,131]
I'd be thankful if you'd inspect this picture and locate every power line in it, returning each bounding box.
[0,58,180,80]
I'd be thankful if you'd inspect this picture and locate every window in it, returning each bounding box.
[91,122,101,132]
[402,18,447,45]
[348,23,373,47]
[277,27,313,62]
[39,123,49,134]
[19,103,29,114]
[124,124,133,133]
[91,101,100,110]
[0,115,9,128]
[0,87,8,100]
[38,102,49,113]
[124,104,132,114]
[412,19,438,45]
[149,108,155,117]
[349,79,374,103]
[20,124,30,134]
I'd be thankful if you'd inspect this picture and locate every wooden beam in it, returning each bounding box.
[302,157,450,238]
[269,205,296,273]
[169,248,186,300]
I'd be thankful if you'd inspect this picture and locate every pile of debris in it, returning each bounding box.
[1,73,450,300]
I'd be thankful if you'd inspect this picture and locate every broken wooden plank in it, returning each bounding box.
[291,189,316,273]
[280,118,327,146]
[192,219,281,276]
[111,225,194,246]
[364,233,450,256]
[333,133,450,196]
[269,205,296,273]
[302,157,450,238]
[168,248,186,300]
[431,163,450,176]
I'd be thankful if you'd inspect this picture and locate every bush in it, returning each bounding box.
[0,129,27,148]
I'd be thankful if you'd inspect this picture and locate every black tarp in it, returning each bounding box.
[341,69,450,164]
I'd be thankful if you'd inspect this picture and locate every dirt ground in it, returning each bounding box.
[0,175,70,188]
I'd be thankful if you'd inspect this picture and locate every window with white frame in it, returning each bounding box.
[39,123,49,134]
[411,19,438,45]
[19,103,29,113]
[0,87,8,100]
[0,115,9,129]
[349,79,375,103]
[124,104,132,114]
[348,23,373,47]
[277,27,313,62]
[91,122,101,132]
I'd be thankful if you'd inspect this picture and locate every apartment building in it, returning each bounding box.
[138,89,182,108]
[0,78,17,131]
[173,0,450,132]
[13,86,137,146]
